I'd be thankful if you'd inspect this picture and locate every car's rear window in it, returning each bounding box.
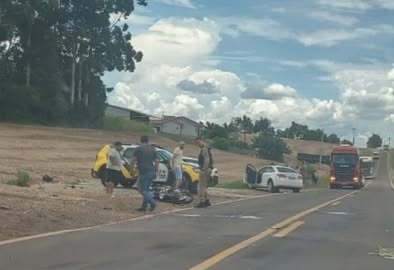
[277,167,297,173]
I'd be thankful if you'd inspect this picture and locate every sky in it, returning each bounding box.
[104,0,394,146]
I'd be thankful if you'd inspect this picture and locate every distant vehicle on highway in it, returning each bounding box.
[372,151,380,159]
[359,156,374,179]
[383,144,389,151]
[329,145,365,189]
[244,164,303,193]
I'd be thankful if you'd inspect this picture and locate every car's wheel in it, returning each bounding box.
[353,185,360,190]
[293,188,301,193]
[184,173,198,194]
[267,180,275,193]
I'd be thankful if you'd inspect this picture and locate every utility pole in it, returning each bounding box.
[319,129,324,169]
[352,128,356,146]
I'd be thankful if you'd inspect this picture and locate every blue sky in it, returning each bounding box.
[105,0,394,146]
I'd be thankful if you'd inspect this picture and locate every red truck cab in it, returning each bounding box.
[329,144,364,189]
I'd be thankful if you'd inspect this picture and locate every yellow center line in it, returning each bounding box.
[332,201,341,206]
[273,221,305,238]
[188,190,358,270]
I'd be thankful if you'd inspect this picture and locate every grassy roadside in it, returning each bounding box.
[389,151,394,179]
[216,180,248,190]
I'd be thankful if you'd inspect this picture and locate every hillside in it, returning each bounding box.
[0,124,338,186]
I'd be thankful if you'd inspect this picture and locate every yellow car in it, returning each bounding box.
[91,144,202,193]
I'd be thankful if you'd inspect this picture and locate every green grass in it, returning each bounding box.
[216,180,247,190]
[313,174,329,189]
[390,150,394,170]
[98,116,153,133]
[359,148,373,156]
[7,170,31,187]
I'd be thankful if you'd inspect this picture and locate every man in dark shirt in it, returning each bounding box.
[132,135,159,212]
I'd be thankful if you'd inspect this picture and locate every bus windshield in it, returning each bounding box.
[331,154,359,165]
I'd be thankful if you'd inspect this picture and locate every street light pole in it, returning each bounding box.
[352,128,356,145]
[319,129,324,169]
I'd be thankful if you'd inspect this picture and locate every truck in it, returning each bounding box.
[359,156,374,179]
[329,144,364,189]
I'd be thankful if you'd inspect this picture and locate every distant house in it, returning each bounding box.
[151,116,205,137]
[105,104,159,123]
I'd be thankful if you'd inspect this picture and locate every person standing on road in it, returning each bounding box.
[106,142,123,198]
[195,137,212,208]
[132,135,159,213]
[172,141,185,189]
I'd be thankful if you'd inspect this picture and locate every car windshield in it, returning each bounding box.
[332,154,359,165]
[157,149,173,161]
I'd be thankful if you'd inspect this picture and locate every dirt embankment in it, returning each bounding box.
[0,124,268,241]
[0,124,330,241]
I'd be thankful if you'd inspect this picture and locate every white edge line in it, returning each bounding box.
[0,192,289,246]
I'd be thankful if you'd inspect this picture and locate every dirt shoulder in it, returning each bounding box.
[0,124,269,241]
[0,180,247,241]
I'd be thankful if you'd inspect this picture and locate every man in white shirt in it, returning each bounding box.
[172,141,185,188]
[106,142,123,197]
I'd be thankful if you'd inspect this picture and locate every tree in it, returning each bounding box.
[204,122,232,139]
[230,115,254,133]
[0,0,147,125]
[326,133,340,144]
[341,139,353,145]
[253,117,275,135]
[253,135,291,162]
[367,134,382,148]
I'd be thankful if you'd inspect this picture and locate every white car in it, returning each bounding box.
[244,164,303,193]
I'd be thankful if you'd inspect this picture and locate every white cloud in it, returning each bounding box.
[297,28,377,47]
[241,83,297,100]
[133,17,220,66]
[154,0,195,9]
[155,94,204,117]
[308,11,359,26]
[318,0,372,11]
[105,14,394,145]
[318,0,394,11]
[217,17,291,40]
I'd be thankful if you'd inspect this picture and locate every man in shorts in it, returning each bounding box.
[132,135,159,212]
[172,141,185,189]
[106,142,123,197]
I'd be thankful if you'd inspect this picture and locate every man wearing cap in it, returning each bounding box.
[172,141,185,188]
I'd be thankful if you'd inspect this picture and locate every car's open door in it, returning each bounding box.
[244,164,257,188]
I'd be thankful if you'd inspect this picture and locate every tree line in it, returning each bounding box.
[0,0,147,126]
[203,116,383,161]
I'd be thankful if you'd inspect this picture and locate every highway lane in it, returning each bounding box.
[1,154,391,270]
[210,151,394,270]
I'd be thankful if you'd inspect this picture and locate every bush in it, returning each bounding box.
[7,171,31,187]
[97,116,153,133]
[211,137,230,150]
[253,135,291,162]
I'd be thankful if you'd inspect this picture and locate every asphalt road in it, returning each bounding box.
[1,152,393,270]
